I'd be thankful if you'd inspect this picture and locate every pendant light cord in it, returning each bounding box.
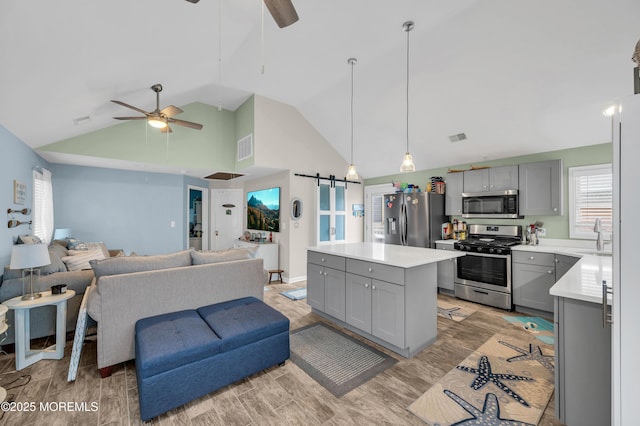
[405,23,411,153]
[350,59,355,164]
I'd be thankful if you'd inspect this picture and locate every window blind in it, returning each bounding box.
[569,164,612,239]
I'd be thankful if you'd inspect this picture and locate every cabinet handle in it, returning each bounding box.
[553,207,558,212]
[319,270,323,275]
[490,184,494,189]
[372,285,376,290]
[529,256,535,260]
[368,267,373,273]
[323,272,327,276]
[364,283,369,288]
[555,258,559,263]
[321,258,325,262]
[547,270,553,274]
[602,280,613,327]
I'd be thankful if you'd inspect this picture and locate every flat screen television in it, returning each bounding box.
[247,187,280,232]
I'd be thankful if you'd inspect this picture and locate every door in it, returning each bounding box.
[317,182,346,245]
[187,185,209,251]
[404,193,430,248]
[211,189,243,250]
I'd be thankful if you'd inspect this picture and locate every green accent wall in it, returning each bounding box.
[235,95,255,170]
[365,143,613,239]
[38,102,236,171]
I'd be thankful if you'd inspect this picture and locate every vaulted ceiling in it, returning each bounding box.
[1,0,638,179]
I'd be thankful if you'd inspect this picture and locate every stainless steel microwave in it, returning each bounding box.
[461,190,520,218]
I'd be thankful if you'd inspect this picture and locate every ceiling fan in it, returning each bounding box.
[185,0,299,28]
[111,84,203,133]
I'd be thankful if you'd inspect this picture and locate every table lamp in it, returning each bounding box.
[9,243,51,300]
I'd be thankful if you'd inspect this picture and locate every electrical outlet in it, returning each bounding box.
[537,227,546,236]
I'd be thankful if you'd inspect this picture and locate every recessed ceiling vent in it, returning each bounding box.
[449,133,467,142]
[237,134,253,161]
[204,172,244,180]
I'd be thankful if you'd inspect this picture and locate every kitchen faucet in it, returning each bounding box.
[594,218,604,251]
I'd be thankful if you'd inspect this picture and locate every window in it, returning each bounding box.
[364,183,393,243]
[569,164,612,239]
[33,168,54,244]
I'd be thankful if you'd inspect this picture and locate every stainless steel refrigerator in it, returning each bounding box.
[384,192,445,248]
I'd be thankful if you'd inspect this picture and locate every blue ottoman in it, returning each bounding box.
[135,297,289,421]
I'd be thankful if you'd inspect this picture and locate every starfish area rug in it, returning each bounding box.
[437,300,477,322]
[408,333,554,425]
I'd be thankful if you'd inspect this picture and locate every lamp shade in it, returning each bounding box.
[9,244,51,270]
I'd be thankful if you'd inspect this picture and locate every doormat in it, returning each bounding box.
[503,315,554,345]
[437,300,477,322]
[408,333,554,425]
[290,322,397,397]
[280,287,307,300]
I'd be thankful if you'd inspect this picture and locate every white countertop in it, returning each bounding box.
[307,242,464,269]
[512,241,612,305]
[434,239,456,245]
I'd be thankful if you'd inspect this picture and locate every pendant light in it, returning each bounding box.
[400,21,416,173]
[346,57,359,180]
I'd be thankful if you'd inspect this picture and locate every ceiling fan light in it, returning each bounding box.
[400,152,416,172]
[346,164,359,180]
[148,117,167,129]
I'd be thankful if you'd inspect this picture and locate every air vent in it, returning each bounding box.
[204,172,244,180]
[449,133,467,142]
[237,134,253,161]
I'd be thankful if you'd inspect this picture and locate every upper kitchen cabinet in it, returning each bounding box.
[463,165,519,193]
[519,160,563,216]
[445,172,464,215]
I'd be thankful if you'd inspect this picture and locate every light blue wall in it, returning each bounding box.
[51,164,186,255]
[0,125,50,274]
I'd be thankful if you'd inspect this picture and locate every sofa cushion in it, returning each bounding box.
[135,310,222,378]
[40,244,69,275]
[190,247,257,265]
[197,297,290,353]
[62,248,106,271]
[90,249,193,278]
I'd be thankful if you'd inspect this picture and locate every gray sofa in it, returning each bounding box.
[0,243,100,345]
[86,248,266,377]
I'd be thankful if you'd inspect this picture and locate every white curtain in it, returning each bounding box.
[33,168,54,244]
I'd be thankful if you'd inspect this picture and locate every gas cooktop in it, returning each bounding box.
[453,224,522,255]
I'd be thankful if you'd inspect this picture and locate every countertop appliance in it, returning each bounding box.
[461,190,519,219]
[454,224,522,310]
[384,192,445,248]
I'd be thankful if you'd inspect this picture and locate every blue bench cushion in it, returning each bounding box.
[197,297,289,353]
[135,310,222,378]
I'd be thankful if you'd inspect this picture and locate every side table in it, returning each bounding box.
[3,290,75,371]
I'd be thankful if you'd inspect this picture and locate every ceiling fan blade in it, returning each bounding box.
[161,105,183,118]
[161,125,173,133]
[113,116,147,120]
[169,118,203,130]
[111,100,150,116]
[264,0,299,28]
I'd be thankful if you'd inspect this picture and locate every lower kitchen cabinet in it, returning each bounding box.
[307,259,346,321]
[346,273,405,349]
[512,252,555,313]
[436,242,455,292]
[555,296,611,426]
[555,254,579,280]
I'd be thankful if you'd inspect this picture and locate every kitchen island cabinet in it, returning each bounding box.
[307,243,463,358]
[554,296,611,426]
[307,252,346,321]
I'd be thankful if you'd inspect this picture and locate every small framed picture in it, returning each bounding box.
[13,180,27,204]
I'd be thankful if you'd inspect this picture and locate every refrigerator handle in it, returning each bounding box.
[400,203,407,246]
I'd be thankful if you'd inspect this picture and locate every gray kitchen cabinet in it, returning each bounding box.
[519,159,563,216]
[463,165,519,192]
[512,251,555,313]
[555,254,579,280]
[555,296,611,426]
[345,273,405,349]
[307,252,346,321]
[445,172,464,215]
[436,242,455,292]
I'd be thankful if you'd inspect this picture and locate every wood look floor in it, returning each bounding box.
[0,283,564,425]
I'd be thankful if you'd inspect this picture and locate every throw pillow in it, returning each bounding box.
[62,248,106,271]
[191,246,258,265]
[90,249,193,278]
[40,244,69,275]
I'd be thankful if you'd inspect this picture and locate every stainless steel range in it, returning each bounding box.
[454,224,522,310]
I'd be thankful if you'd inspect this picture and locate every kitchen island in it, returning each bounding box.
[307,242,464,358]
